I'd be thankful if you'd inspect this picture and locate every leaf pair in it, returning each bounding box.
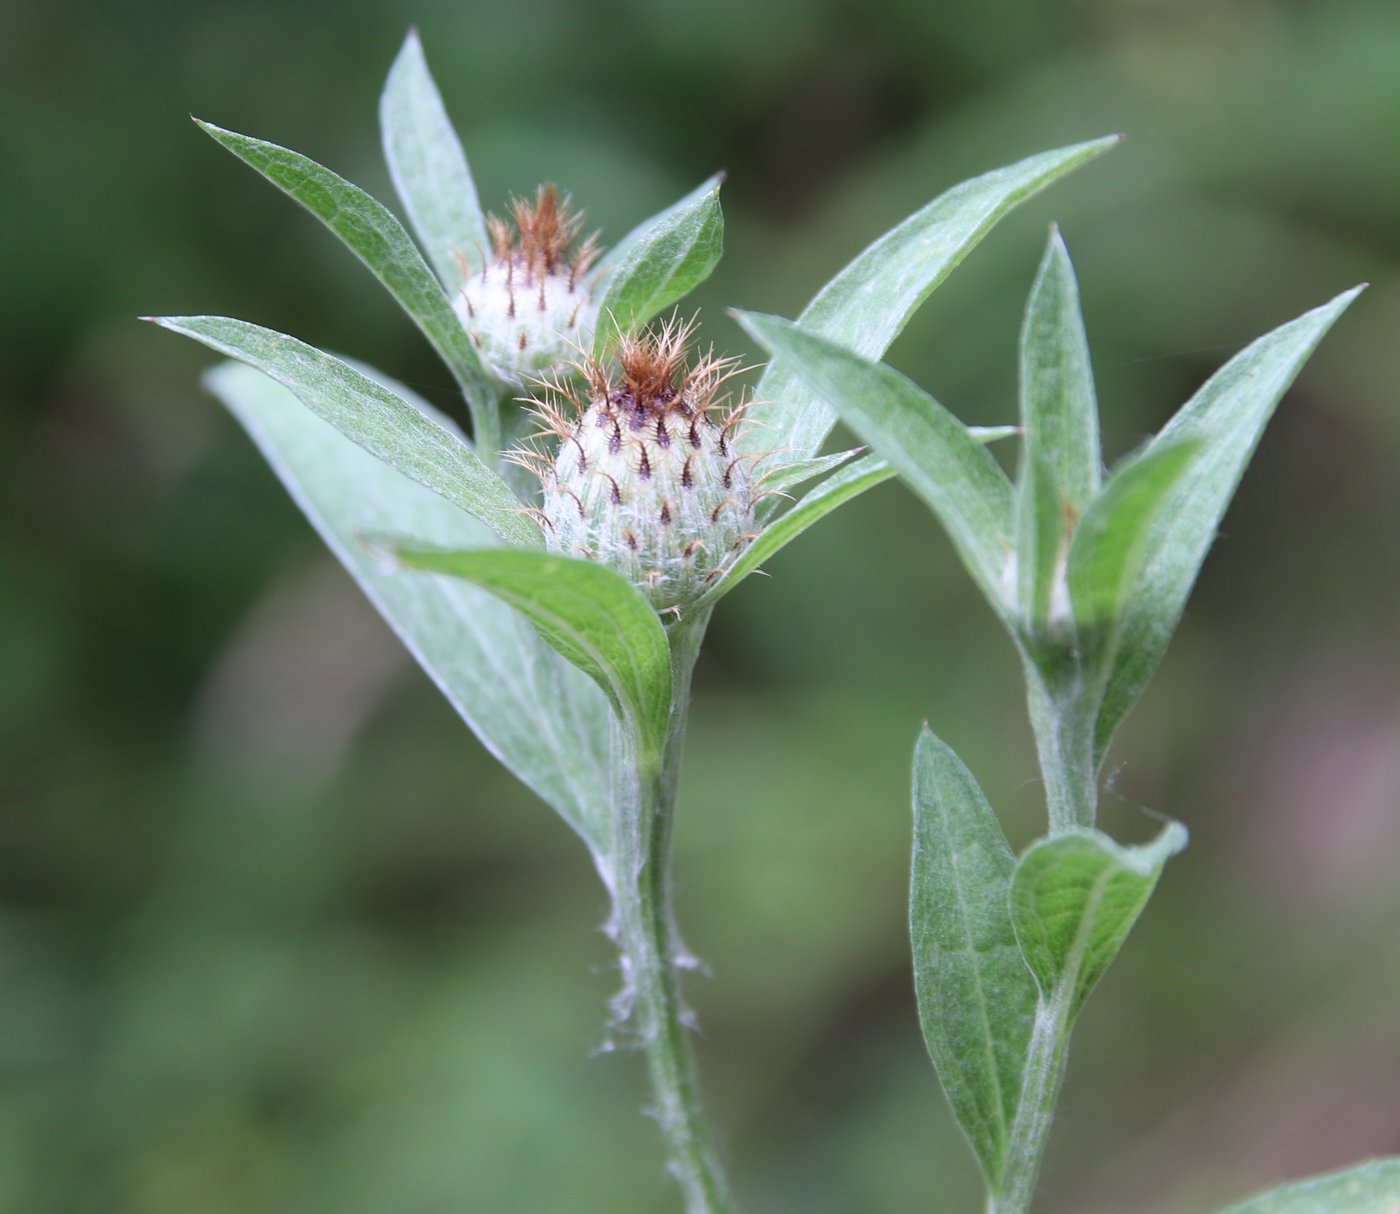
[910,728,1182,1194]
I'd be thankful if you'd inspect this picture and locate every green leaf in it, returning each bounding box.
[763,426,1013,499]
[736,312,1015,613]
[391,547,672,757]
[694,453,894,608]
[969,424,1022,446]
[204,361,613,855]
[1010,821,1186,1017]
[195,119,499,437]
[1094,286,1364,764]
[744,135,1122,464]
[380,29,490,288]
[152,316,539,549]
[592,175,724,355]
[1214,1159,1400,1214]
[1066,440,1198,646]
[758,446,865,495]
[1016,228,1101,632]
[910,728,1037,1188]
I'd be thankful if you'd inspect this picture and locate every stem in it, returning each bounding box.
[609,608,738,1214]
[989,982,1075,1214]
[1023,656,1099,833]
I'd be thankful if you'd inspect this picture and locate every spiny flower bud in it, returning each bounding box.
[514,319,760,614]
[454,185,600,385]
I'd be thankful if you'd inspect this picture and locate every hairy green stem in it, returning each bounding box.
[1023,657,1099,833]
[609,608,737,1214]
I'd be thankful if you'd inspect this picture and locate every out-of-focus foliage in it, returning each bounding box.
[2,1,1397,1212]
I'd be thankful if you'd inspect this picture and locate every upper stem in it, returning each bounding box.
[609,609,738,1214]
[1022,652,1099,833]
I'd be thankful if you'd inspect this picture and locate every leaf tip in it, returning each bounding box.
[354,529,407,575]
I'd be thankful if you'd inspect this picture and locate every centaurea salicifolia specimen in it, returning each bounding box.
[152,27,1392,1214]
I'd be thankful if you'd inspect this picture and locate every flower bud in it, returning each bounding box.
[517,320,757,613]
[454,186,600,385]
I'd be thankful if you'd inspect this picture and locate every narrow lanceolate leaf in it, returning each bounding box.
[1017,228,1101,631]
[737,312,1016,613]
[1065,440,1198,652]
[763,425,1014,498]
[205,362,613,855]
[744,135,1122,465]
[759,446,865,495]
[1213,1158,1400,1214]
[1094,286,1364,764]
[152,316,539,549]
[380,30,490,289]
[592,175,724,355]
[694,453,894,608]
[911,728,1037,1188]
[196,120,498,428]
[1010,821,1186,1017]
[392,547,673,757]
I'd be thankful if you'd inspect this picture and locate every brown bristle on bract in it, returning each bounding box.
[572,316,746,428]
[486,185,601,283]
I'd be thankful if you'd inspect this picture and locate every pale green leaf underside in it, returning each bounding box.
[380,30,490,289]
[1214,1158,1400,1214]
[153,316,539,549]
[204,361,612,854]
[737,312,1015,612]
[197,120,498,428]
[695,453,894,608]
[1016,228,1101,630]
[593,176,724,356]
[1010,821,1186,1016]
[1095,286,1363,765]
[911,728,1037,1187]
[744,135,1122,464]
[392,546,672,757]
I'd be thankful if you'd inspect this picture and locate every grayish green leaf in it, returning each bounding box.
[196,119,499,433]
[758,447,865,495]
[592,176,724,355]
[392,546,673,757]
[694,453,894,608]
[737,312,1015,613]
[204,361,613,855]
[1214,1159,1400,1214]
[970,424,1022,445]
[153,316,539,549]
[763,425,1012,499]
[380,29,490,289]
[1016,228,1101,631]
[1010,821,1186,1017]
[1066,440,1198,643]
[911,728,1037,1188]
[744,136,1122,464]
[1095,286,1364,764]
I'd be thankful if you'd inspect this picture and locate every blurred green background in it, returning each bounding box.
[3,0,1398,1210]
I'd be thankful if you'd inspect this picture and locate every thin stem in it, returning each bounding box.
[609,608,738,1214]
[1023,655,1099,833]
[989,983,1075,1214]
